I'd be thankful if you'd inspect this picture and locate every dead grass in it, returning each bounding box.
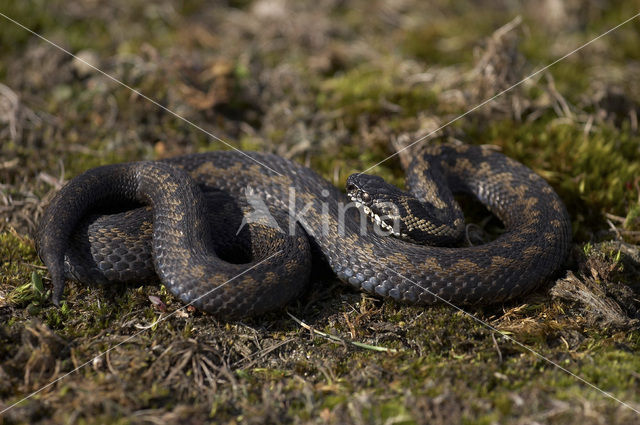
[2,0,640,424]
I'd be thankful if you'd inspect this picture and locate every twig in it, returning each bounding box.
[232,338,295,369]
[491,332,503,363]
[286,312,398,353]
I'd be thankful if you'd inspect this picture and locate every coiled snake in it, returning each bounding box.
[36,143,571,318]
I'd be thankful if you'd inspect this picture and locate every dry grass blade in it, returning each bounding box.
[287,312,398,353]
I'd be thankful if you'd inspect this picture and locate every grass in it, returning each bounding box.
[2,0,640,424]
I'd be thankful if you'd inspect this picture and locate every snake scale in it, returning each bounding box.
[36,143,571,318]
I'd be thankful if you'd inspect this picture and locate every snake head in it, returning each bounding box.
[346,174,403,206]
[346,173,408,238]
[346,173,464,245]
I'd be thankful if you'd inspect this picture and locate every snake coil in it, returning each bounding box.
[37,143,571,318]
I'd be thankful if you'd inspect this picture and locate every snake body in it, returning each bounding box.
[36,143,571,318]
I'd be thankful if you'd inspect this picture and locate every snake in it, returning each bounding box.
[36,143,571,319]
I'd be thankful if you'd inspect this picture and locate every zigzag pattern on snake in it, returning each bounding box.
[36,143,571,318]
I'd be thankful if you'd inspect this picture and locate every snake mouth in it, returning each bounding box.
[347,193,407,238]
[346,174,409,238]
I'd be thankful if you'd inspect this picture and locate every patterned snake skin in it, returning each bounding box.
[36,143,571,318]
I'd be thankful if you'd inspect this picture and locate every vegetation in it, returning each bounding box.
[1,0,640,424]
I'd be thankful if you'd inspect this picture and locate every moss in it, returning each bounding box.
[464,116,640,240]
[2,1,640,424]
[399,10,497,66]
[317,64,439,131]
[0,0,56,59]
[1,232,38,305]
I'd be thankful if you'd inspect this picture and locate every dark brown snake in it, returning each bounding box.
[36,143,571,319]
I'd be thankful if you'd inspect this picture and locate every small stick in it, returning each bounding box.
[286,312,398,353]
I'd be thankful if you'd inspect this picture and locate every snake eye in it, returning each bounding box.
[361,192,371,203]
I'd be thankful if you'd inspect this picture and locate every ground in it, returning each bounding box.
[1,1,640,424]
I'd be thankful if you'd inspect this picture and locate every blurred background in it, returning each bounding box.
[1,0,639,237]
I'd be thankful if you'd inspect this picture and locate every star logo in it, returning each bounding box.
[235,186,282,235]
